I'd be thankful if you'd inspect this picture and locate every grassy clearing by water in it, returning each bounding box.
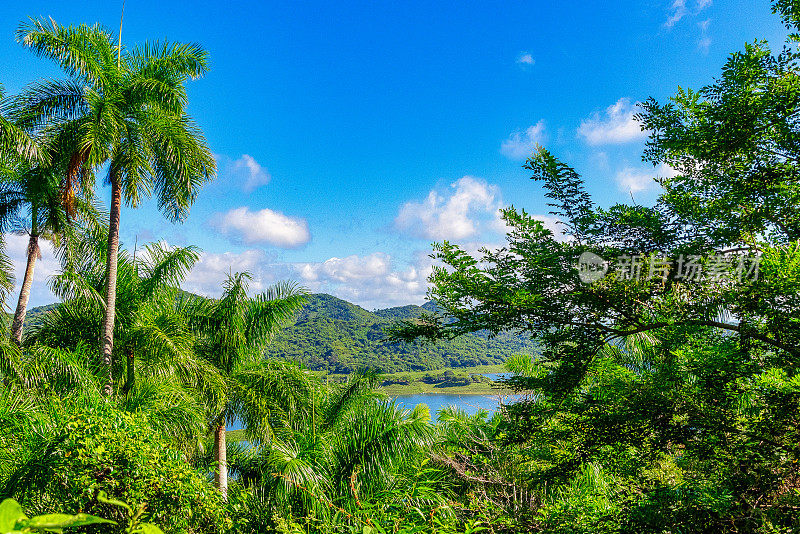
[375,364,512,395]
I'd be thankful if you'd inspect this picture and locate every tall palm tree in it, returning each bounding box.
[0,83,43,311]
[15,19,216,395]
[35,232,207,395]
[0,162,83,344]
[29,235,220,448]
[189,273,308,500]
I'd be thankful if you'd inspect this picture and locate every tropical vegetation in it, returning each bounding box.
[1,1,800,533]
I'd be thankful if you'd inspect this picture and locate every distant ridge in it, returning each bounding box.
[21,293,535,373]
[264,293,535,373]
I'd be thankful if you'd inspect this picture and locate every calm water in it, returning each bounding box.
[392,391,518,418]
[392,371,518,418]
[230,373,516,431]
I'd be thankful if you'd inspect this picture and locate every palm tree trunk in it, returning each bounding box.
[10,234,39,345]
[123,347,134,394]
[214,417,228,501]
[101,176,122,396]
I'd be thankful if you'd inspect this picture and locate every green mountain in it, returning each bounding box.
[15,303,58,331]
[20,294,535,373]
[264,293,535,373]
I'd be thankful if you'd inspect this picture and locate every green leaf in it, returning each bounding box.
[0,499,27,533]
[96,491,132,513]
[133,524,166,534]
[20,513,115,530]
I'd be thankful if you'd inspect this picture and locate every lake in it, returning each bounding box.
[391,371,518,418]
[392,391,518,419]
[228,373,517,432]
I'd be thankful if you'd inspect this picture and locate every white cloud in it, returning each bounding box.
[697,19,711,54]
[516,51,535,66]
[664,0,687,28]
[577,98,648,146]
[215,154,271,192]
[615,163,679,194]
[294,252,433,309]
[501,120,546,160]
[212,206,311,248]
[395,176,503,241]
[234,154,271,191]
[185,248,433,309]
[664,0,711,29]
[297,253,391,283]
[696,0,712,12]
[5,234,60,308]
[183,249,276,297]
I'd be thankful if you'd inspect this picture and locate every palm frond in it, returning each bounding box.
[16,18,115,87]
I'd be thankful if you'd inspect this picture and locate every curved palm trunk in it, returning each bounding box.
[101,177,122,396]
[214,417,228,501]
[10,234,39,345]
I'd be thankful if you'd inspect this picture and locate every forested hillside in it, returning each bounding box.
[21,294,534,373]
[263,293,535,372]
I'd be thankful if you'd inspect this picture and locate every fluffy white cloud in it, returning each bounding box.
[294,252,433,309]
[615,163,679,194]
[5,234,60,307]
[215,154,271,192]
[296,253,390,283]
[183,248,277,297]
[212,207,311,248]
[577,98,648,146]
[183,247,432,310]
[395,176,503,241]
[516,51,535,66]
[501,120,546,160]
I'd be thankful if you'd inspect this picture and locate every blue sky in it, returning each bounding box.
[0,0,789,309]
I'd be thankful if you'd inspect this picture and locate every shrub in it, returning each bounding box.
[4,403,228,534]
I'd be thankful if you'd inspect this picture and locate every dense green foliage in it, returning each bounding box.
[2,2,800,533]
[391,3,800,532]
[0,497,114,534]
[264,294,535,373]
[4,402,227,533]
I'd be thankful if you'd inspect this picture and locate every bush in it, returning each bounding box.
[4,403,228,534]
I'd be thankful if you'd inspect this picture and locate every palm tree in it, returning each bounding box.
[28,236,220,448]
[0,83,40,167]
[0,83,44,311]
[34,232,207,396]
[219,373,440,529]
[15,19,216,395]
[189,273,308,500]
[262,374,435,519]
[0,162,83,344]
